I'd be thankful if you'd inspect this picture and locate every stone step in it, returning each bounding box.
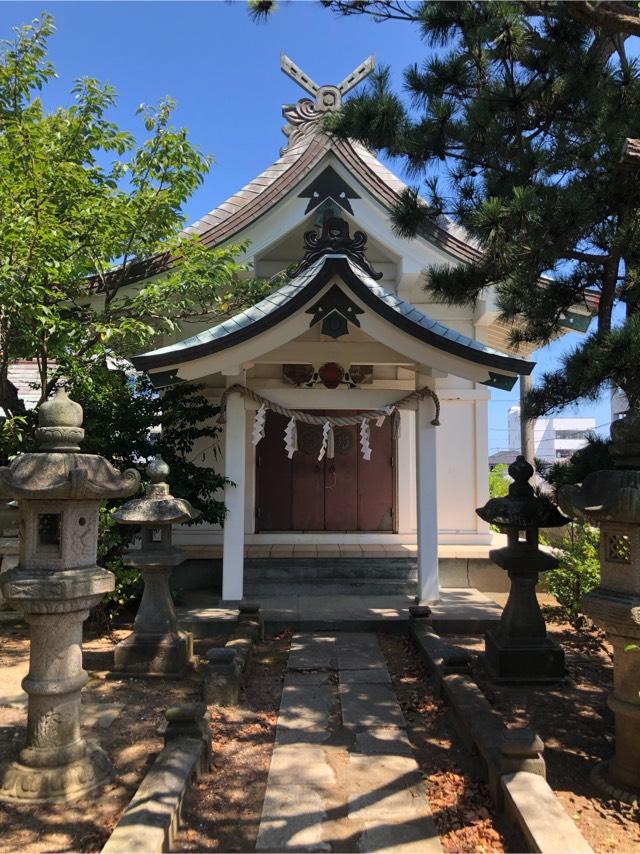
[245,557,417,582]
[245,578,418,596]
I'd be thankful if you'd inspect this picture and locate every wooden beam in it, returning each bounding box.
[254,341,415,366]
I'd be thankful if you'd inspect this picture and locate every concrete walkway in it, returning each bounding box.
[178,588,502,635]
[256,632,442,853]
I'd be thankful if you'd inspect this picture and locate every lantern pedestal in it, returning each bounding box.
[585,587,640,798]
[1,567,114,802]
[484,544,565,682]
[113,551,194,677]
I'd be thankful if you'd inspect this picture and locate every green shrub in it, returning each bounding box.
[545,523,600,624]
[489,463,510,499]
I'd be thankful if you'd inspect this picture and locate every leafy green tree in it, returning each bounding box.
[0,13,272,417]
[312,1,640,416]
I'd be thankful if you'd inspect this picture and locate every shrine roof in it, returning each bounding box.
[183,134,481,265]
[131,251,533,388]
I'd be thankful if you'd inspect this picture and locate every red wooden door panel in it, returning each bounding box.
[255,410,395,532]
[255,411,292,531]
[325,417,358,531]
[358,417,394,531]
[292,422,325,530]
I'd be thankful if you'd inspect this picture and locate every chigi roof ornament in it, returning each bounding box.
[280,53,374,153]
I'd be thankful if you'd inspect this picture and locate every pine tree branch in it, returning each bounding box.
[566,2,640,37]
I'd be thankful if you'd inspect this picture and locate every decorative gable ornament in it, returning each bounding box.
[292,216,382,281]
[306,284,364,339]
[280,54,375,153]
[298,166,361,215]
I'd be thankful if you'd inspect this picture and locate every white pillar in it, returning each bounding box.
[222,391,246,601]
[475,397,490,537]
[416,395,440,603]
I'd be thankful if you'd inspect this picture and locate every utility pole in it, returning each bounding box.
[520,373,535,462]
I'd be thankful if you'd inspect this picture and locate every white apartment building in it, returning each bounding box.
[611,387,628,422]
[507,406,595,462]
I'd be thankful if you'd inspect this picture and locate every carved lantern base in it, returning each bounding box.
[583,585,640,801]
[114,630,194,678]
[484,554,566,682]
[0,742,112,805]
[485,629,566,683]
[0,568,115,803]
[113,553,195,678]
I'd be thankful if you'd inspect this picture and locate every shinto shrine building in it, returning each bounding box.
[129,56,578,603]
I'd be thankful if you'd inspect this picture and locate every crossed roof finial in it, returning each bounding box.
[279,54,375,152]
[280,53,375,113]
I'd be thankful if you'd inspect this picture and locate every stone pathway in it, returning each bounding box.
[256,632,442,853]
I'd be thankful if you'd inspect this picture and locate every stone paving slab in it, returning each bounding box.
[286,670,334,685]
[288,633,337,671]
[348,785,428,822]
[339,682,406,729]
[256,784,330,851]
[267,745,336,790]
[337,649,388,671]
[82,702,124,729]
[0,658,28,707]
[348,753,423,791]
[278,682,334,729]
[275,726,332,746]
[359,819,442,853]
[339,667,390,684]
[335,632,382,648]
[354,727,414,756]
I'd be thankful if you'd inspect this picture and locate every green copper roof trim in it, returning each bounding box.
[131,255,534,387]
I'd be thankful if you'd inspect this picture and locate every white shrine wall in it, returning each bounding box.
[173,374,491,549]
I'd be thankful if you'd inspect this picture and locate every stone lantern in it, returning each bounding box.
[112,456,199,676]
[0,388,140,803]
[476,456,569,681]
[559,414,640,801]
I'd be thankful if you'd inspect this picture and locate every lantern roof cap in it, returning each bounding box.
[477,456,569,530]
[113,456,200,526]
[0,388,140,501]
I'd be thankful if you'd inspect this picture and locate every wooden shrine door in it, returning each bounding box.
[255,410,395,532]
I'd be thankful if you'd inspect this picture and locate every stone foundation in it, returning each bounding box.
[485,628,566,682]
[114,630,194,678]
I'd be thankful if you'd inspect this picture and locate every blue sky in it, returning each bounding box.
[0,1,613,449]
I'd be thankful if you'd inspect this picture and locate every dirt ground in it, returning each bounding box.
[379,633,526,854]
[0,623,205,853]
[1,617,638,854]
[174,630,292,853]
[443,609,640,854]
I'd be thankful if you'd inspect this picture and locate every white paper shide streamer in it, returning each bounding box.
[284,417,298,459]
[376,405,395,428]
[252,403,267,446]
[318,421,334,461]
[359,419,372,460]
